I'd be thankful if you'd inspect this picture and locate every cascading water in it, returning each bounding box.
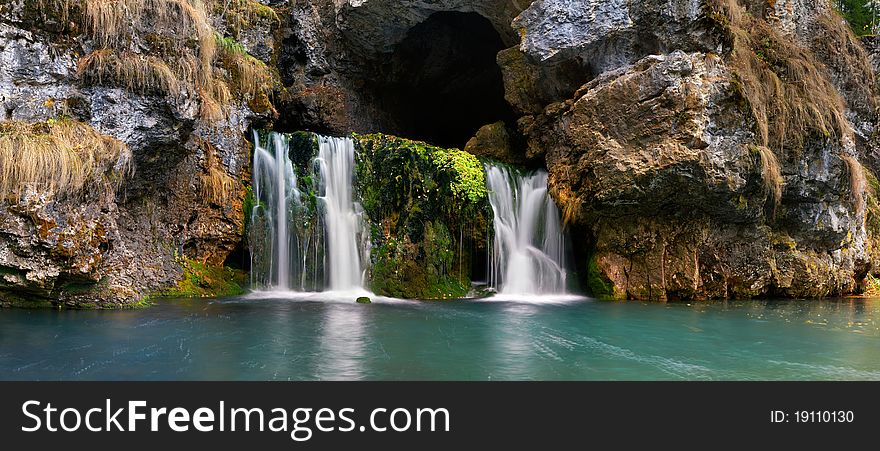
[486,164,568,295]
[249,132,368,292]
[251,132,300,290]
[315,136,368,291]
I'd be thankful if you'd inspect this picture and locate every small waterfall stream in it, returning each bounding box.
[486,164,568,295]
[251,132,300,290]
[250,132,368,292]
[315,136,367,291]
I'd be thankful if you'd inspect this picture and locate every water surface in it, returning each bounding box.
[1,296,878,380]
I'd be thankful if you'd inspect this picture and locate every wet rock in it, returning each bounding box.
[355,134,491,300]
[464,121,520,164]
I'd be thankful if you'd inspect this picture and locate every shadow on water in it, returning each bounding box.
[0,296,878,381]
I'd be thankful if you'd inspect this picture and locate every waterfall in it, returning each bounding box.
[315,136,367,291]
[249,132,368,292]
[251,132,301,290]
[486,164,568,295]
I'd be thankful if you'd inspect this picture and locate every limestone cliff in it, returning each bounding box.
[0,0,279,306]
[3,0,880,306]
[514,0,880,299]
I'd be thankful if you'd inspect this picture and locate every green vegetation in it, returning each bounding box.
[215,35,277,114]
[355,134,488,218]
[586,254,615,300]
[219,0,282,38]
[285,131,321,213]
[242,185,255,231]
[287,131,320,174]
[833,0,880,36]
[355,134,491,299]
[370,223,471,300]
[157,257,246,298]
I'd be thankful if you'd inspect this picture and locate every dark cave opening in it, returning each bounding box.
[371,11,516,149]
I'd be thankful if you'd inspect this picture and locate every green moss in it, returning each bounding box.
[587,254,615,300]
[158,258,246,298]
[369,222,471,300]
[219,0,281,37]
[288,131,319,175]
[371,238,470,300]
[354,134,491,299]
[215,33,249,56]
[0,293,55,309]
[354,133,488,224]
[247,1,280,23]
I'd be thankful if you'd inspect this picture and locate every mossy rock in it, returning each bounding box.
[157,258,246,298]
[356,296,371,304]
[587,254,616,300]
[287,131,319,173]
[249,131,491,300]
[353,134,491,299]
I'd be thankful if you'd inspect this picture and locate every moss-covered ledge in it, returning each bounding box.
[148,257,246,300]
[354,134,492,299]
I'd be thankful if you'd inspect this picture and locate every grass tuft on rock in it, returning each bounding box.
[707,0,850,156]
[0,119,132,200]
[68,0,278,121]
[77,50,182,97]
[841,154,867,216]
[196,138,236,205]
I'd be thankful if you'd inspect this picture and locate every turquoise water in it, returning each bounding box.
[1,295,879,380]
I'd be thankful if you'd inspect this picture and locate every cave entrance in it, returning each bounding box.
[372,11,515,149]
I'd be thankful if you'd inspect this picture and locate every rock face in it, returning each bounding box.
[0,1,275,307]
[518,0,880,300]
[3,0,880,305]
[464,121,521,164]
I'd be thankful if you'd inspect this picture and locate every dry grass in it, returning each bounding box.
[754,145,783,215]
[197,138,235,205]
[223,52,273,98]
[707,0,850,155]
[74,1,276,122]
[841,154,867,216]
[810,13,880,116]
[77,49,181,97]
[83,0,215,62]
[200,165,235,204]
[0,120,132,200]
